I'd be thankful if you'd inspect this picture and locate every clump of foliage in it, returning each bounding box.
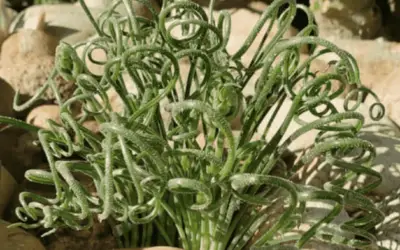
[0,0,388,249]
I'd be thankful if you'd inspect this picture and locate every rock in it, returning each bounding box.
[1,11,55,57]
[0,163,17,217]
[259,98,395,153]
[291,153,328,188]
[293,123,400,196]
[94,59,187,126]
[75,0,161,75]
[301,241,354,250]
[375,194,400,250]
[0,53,74,101]
[8,4,104,45]
[354,127,400,196]
[252,199,353,250]
[0,220,46,250]
[0,19,75,102]
[0,77,15,119]
[227,1,304,67]
[0,29,6,46]
[291,56,357,100]
[77,0,111,8]
[0,3,17,45]
[310,0,382,39]
[259,98,400,196]
[294,200,354,250]
[9,1,160,45]
[301,200,351,233]
[365,69,400,126]
[0,25,58,61]
[77,0,160,18]
[0,127,42,184]
[26,105,61,129]
[82,120,100,134]
[3,164,60,222]
[75,35,107,76]
[226,2,308,98]
[315,38,400,93]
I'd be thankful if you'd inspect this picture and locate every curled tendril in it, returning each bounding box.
[55,42,85,82]
[0,0,387,249]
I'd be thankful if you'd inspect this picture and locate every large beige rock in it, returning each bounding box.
[260,98,400,196]
[365,69,400,126]
[77,0,160,18]
[253,199,353,250]
[295,201,354,250]
[227,1,302,66]
[293,122,400,196]
[354,127,400,196]
[315,38,400,92]
[26,105,61,130]
[0,220,46,250]
[74,0,161,75]
[0,20,75,102]
[0,28,58,61]
[0,4,17,45]
[310,0,382,39]
[9,1,161,45]
[375,195,400,250]
[226,2,306,97]
[0,53,74,101]
[9,4,105,45]
[259,98,395,152]
[75,36,106,76]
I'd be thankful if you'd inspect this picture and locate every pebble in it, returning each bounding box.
[26,105,61,130]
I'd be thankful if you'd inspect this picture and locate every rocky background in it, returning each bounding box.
[1,0,400,250]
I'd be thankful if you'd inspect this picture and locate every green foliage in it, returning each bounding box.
[0,0,388,249]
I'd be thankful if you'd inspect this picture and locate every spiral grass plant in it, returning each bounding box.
[0,0,389,249]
